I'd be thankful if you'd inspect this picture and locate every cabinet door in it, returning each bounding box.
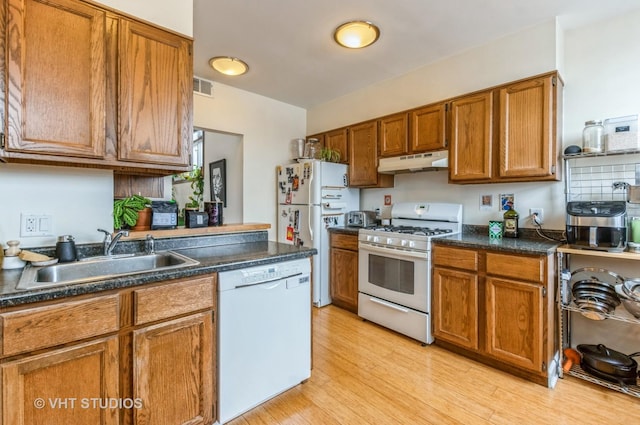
[324,128,349,163]
[349,121,378,186]
[1,336,119,425]
[348,121,393,187]
[449,91,494,182]
[432,267,479,350]
[118,19,192,167]
[330,247,358,313]
[498,75,556,179]
[410,103,447,153]
[378,113,408,157]
[485,277,544,372]
[5,0,106,158]
[133,312,213,425]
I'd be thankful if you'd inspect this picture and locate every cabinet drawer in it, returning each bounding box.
[432,246,478,271]
[134,276,215,325]
[486,252,544,283]
[331,233,358,251]
[1,294,120,357]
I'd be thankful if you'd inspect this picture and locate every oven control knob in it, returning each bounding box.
[386,238,394,245]
[400,239,408,247]
[409,241,416,248]
[372,236,380,243]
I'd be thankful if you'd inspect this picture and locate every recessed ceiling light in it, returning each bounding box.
[209,56,249,76]
[334,20,380,49]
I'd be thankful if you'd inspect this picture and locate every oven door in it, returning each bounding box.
[358,242,429,312]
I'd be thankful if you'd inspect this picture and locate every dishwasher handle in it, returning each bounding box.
[233,272,302,289]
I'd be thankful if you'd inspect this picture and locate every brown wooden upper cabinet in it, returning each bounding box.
[449,72,562,183]
[117,19,192,168]
[378,103,446,158]
[348,120,393,188]
[4,0,107,159]
[324,128,349,163]
[378,112,408,157]
[0,0,193,175]
[410,102,447,153]
[449,90,494,182]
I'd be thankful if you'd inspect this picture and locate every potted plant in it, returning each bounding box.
[113,194,152,230]
[320,147,341,163]
[185,166,204,211]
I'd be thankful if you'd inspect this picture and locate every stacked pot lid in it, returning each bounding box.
[621,278,640,301]
[571,268,623,320]
[615,278,640,319]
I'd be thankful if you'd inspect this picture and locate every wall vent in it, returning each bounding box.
[193,76,214,97]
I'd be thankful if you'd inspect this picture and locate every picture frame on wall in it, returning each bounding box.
[209,159,227,206]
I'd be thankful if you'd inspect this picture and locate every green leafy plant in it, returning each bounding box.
[185,166,204,209]
[320,147,341,163]
[113,195,152,229]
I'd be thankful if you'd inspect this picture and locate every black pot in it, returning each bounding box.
[577,344,640,385]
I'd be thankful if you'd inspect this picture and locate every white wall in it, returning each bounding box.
[307,13,640,230]
[0,164,114,246]
[0,0,192,250]
[203,130,243,224]
[193,85,307,240]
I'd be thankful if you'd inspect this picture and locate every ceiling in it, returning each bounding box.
[193,0,640,109]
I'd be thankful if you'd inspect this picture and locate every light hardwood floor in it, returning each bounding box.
[228,305,639,425]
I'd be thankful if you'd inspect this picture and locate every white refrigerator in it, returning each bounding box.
[276,160,359,307]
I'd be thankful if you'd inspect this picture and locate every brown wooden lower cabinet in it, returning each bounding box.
[133,312,213,425]
[329,232,359,313]
[0,275,217,425]
[1,336,120,425]
[432,244,556,386]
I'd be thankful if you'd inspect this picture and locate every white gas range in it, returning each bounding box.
[357,202,463,344]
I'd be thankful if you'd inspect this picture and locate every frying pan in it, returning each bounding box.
[577,344,640,385]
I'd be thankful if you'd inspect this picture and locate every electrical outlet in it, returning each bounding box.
[20,213,53,237]
[529,208,544,225]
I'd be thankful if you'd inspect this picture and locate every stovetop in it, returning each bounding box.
[358,202,463,251]
[365,225,454,236]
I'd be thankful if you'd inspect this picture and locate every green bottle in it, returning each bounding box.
[503,205,519,238]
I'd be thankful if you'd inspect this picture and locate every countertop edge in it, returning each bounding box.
[433,235,560,255]
[1,244,316,308]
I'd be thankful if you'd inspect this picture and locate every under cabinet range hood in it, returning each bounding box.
[378,150,448,174]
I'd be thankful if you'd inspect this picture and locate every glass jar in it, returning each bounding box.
[304,138,320,159]
[582,119,604,153]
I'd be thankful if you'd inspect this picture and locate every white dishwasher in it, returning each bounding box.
[218,258,311,424]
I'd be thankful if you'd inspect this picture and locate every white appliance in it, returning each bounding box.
[377,150,448,174]
[218,259,311,424]
[358,202,463,344]
[276,160,359,307]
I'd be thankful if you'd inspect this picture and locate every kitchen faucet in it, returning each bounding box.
[97,228,129,256]
[145,234,155,254]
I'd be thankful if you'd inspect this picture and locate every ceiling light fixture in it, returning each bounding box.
[209,56,249,76]
[333,20,380,49]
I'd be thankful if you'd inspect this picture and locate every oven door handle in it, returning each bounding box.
[369,297,410,313]
[359,242,428,260]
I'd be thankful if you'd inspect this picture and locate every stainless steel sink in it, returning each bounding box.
[16,251,199,290]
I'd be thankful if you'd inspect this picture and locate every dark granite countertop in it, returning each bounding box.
[328,226,362,235]
[1,233,316,307]
[328,225,562,255]
[433,232,561,255]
